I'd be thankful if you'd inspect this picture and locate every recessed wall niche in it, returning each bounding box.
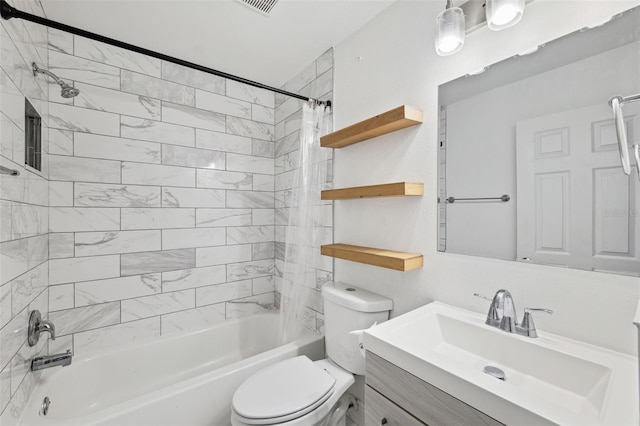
[24,98,41,171]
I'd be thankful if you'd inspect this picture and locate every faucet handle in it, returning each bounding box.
[519,307,553,338]
[473,293,492,301]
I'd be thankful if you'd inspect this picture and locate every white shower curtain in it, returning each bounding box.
[278,101,331,344]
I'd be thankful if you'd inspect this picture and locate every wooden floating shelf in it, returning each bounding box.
[320,105,423,148]
[321,182,424,200]
[321,243,423,272]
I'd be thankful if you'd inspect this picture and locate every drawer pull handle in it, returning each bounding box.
[381,418,388,425]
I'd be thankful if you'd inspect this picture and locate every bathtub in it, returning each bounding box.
[19,313,325,426]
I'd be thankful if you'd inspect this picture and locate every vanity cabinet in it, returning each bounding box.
[364,351,504,426]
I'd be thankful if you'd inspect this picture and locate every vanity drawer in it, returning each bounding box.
[365,385,426,426]
[366,351,504,426]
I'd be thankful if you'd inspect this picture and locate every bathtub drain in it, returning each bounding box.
[40,396,50,416]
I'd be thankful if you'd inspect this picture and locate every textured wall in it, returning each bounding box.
[274,49,334,333]
[0,0,51,422]
[44,28,278,358]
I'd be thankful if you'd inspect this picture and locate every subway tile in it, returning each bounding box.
[48,128,73,156]
[275,120,285,140]
[73,317,160,356]
[253,174,275,191]
[0,239,29,284]
[227,153,274,174]
[252,139,274,158]
[161,187,224,208]
[316,49,333,75]
[226,293,274,319]
[227,259,274,281]
[284,111,302,137]
[121,290,194,322]
[196,244,252,267]
[252,242,275,261]
[0,200,10,242]
[195,129,251,155]
[122,70,195,106]
[162,265,227,292]
[253,275,275,295]
[0,308,28,371]
[121,162,195,187]
[10,262,47,316]
[49,50,120,89]
[0,68,24,131]
[50,207,120,232]
[161,62,225,95]
[75,37,161,77]
[49,283,74,311]
[75,274,161,307]
[275,97,303,124]
[275,169,295,192]
[49,302,120,336]
[161,303,225,335]
[226,80,274,108]
[299,70,333,100]
[121,116,195,147]
[49,255,120,285]
[227,191,274,208]
[121,208,194,230]
[48,103,120,136]
[161,145,225,170]
[74,82,161,120]
[196,90,251,119]
[226,116,274,141]
[275,150,299,174]
[74,132,161,163]
[252,209,275,226]
[252,104,275,125]
[27,235,48,270]
[47,28,73,54]
[0,283,10,329]
[162,228,225,250]
[74,182,161,208]
[275,131,300,157]
[0,360,10,413]
[196,280,252,307]
[48,335,73,356]
[196,209,251,228]
[197,169,252,190]
[75,230,161,257]
[162,102,225,132]
[49,155,121,183]
[227,226,274,245]
[11,203,46,238]
[282,61,316,93]
[49,182,73,207]
[120,249,195,276]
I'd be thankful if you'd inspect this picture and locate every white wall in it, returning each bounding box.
[445,42,640,259]
[333,0,640,356]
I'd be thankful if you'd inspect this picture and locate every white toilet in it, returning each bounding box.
[231,282,393,426]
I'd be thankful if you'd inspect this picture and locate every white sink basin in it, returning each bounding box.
[364,302,639,425]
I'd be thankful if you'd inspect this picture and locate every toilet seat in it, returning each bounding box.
[232,356,336,425]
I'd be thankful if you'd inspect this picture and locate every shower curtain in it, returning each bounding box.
[278,101,331,344]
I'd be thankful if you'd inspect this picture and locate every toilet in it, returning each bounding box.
[231,282,393,426]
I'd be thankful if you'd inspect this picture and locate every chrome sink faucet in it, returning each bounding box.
[474,290,552,338]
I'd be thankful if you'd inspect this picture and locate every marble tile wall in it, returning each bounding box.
[274,49,334,334]
[0,0,51,422]
[44,29,278,360]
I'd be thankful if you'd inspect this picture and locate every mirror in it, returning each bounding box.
[438,6,640,276]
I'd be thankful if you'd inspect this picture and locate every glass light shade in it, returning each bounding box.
[435,7,465,56]
[486,0,525,31]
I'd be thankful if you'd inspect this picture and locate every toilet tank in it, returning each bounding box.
[322,282,393,375]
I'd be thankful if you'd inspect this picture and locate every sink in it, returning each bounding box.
[364,302,639,425]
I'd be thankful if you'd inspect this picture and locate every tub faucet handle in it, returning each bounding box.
[28,310,56,346]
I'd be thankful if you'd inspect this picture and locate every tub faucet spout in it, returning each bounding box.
[31,350,72,371]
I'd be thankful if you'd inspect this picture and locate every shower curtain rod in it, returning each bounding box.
[0,0,331,107]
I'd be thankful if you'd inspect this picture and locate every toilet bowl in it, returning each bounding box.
[231,282,393,426]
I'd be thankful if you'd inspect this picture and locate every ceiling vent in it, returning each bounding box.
[236,0,279,16]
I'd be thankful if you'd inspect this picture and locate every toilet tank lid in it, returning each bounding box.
[322,282,393,313]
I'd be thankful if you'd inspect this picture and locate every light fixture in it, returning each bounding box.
[435,0,466,56]
[486,0,525,31]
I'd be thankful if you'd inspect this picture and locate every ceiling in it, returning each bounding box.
[40,0,396,88]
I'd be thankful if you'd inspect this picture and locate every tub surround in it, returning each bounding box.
[0,0,51,422]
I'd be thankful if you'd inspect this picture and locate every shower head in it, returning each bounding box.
[32,62,80,98]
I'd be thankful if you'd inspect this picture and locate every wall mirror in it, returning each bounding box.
[438,6,640,276]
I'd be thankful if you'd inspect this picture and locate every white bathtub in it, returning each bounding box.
[19,313,325,426]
